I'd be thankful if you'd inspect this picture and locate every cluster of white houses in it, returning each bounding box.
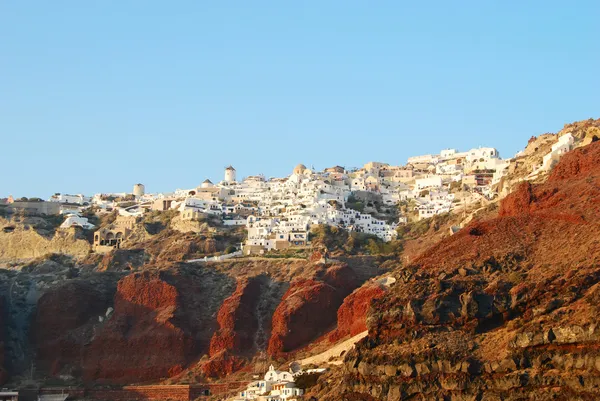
[82,145,506,253]
[233,365,305,401]
[2,136,579,255]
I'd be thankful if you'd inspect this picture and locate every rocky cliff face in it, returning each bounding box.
[81,268,231,384]
[203,276,264,377]
[209,277,263,357]
[82,271,192,383]
[31,280,115,377]
[0,218,90,263]
[308,141,600,400]
[0,256,382,386]
[0,296,8,385]
[268,264,359,356]
[329,283,386,343]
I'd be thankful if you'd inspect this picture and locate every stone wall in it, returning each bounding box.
[33,383,246,401]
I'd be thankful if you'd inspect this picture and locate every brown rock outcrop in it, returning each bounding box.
[82,271,192,384]
[202,276,264,377]
[97,249,145,272]
[0,219,90,262]
[82,268,230,384]
[31,280,114,376]
[208,277,262,357]
[329,283,385,342]
[201,354,247,379]
[268,264,359,356]
[498,182,534,217]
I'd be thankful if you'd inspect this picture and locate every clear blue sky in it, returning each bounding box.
[1,1,599,198]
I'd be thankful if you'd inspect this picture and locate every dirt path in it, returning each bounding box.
[297,331,368,367]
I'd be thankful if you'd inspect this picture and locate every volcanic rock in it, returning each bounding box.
[209,276,262,357]
[307,141,600,400]
[31,280,114,376]
[202,276,265,377]
[0,296,7,385]
[82,269,229,384]
[329,283,385,342]
[268,264,359,356]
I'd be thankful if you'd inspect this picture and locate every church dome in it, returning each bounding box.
[293,164,307,175]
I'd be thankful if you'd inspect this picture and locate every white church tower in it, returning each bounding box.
[224,165,236,183]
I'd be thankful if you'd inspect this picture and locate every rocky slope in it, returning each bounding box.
[0,296,7,385]
[308,141,600,400]
[329,283,386,343]
[0,255,385,386]
[268,263,360,356]
[202,276,265,377]
[81,268,232,384]
[0,217,90,263]
[31,279,116,378]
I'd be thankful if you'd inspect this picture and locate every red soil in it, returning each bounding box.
[202,353,247,378]
[416,141,600,274]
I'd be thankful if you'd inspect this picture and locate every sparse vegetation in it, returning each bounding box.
[263,248,309,259]
[143,209,179,234]
[310,224,402,255]
[345,194,365,213]
[224,245,237,254]
[396,212,454,240]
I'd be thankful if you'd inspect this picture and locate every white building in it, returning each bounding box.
[407,154,437,165]
[465,147,500,164]
[440,148,458,159]
[60,214,95,230]
[225,165,237,184]
[415,175,443,190]
[48,194,91,205]
[133,183,145,197]
[235,365,303,401]
[542,133,574,171]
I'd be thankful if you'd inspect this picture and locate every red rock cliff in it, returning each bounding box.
[82,271,196,384]
[203,276,263,377]
[268,264,358,356]
[209,277,262,357]
[329,283,386,342]
[31,280,113,376]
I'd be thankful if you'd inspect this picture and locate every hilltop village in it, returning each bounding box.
[2,147,486,252]
[0,120,598,401]
[0,138,576,258]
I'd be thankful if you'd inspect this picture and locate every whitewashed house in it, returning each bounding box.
[415,175,443,190]
[49,194,91,205]
[235,365,303,401]
[542,133,574,171]
[60,214,95,230]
